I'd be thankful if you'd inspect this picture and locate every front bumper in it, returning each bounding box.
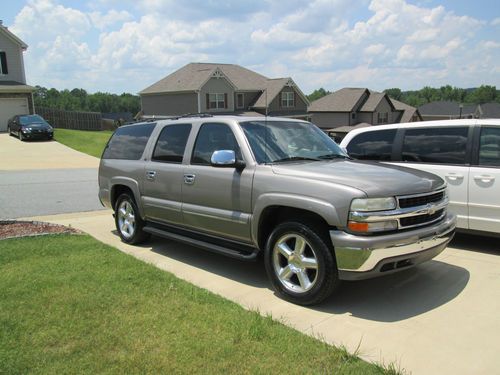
[330,212,456,280]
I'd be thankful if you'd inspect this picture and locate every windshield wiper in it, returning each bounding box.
[317,153,351,160]
[272,156,320,163]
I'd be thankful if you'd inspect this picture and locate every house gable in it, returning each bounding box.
[0,25,27,84]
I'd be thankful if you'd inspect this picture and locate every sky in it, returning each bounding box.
[2,0,499,95]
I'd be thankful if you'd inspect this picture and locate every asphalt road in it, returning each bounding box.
[0,168,104,219]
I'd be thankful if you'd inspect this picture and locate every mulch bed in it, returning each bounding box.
[0,221,81,240]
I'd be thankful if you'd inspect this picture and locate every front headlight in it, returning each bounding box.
[22,127,32,133]
[350,197,396,212]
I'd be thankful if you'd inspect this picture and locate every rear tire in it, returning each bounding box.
[264,220,339,305]
[114,193,150,244]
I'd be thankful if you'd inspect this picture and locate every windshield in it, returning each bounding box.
[19,115,48,126]
[239,120,347,163]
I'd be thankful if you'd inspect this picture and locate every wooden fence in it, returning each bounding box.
[36,107,102,130]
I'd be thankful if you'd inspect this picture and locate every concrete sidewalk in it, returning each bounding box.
[26,210,500,375]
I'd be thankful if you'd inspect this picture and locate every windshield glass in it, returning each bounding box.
[19,115,48,126]
[239,120,347,163]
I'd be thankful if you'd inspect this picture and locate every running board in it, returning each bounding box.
[143,225,259,261]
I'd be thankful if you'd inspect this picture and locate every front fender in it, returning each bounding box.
[251,193,341,245]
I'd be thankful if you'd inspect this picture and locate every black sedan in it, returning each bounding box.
[7,114,54,141]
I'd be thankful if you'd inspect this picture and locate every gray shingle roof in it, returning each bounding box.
[418,101,476,116]
[140,63,269,95]
[478,102,500,118]
[308,88,368,112]
[390,98,420,122]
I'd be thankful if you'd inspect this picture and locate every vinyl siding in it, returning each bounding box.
[0,33,25,83]
[141,92,198,116]
[309,112,350,129]
[200,77,234,112]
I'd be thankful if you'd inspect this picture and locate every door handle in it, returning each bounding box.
[146,170,157,180]
[184,174,196,185]
[473,174,495,183]
[445,173,464,181]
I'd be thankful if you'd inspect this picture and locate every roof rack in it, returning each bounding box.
[171,113,213,120]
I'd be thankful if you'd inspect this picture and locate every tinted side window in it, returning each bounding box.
[152,124,191,163]
[346,129,396,161]
[402,127,468,164]
[191,123,241,165]
[102,123,156,160]
[479,127,500,167]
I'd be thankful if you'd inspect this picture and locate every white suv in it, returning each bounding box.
[340,119,500,236]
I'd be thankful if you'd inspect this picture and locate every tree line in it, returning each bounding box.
[33,86,141,115]
[307,85,500,107]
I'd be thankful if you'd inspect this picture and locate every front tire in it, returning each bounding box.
[115,193,150,244]
[264,221,339,305]
[19,132,24,141]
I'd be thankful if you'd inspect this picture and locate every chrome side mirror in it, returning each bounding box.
[211,150,245,170]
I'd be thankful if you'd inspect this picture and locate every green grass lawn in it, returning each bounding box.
[54,129,113,158]
[0,234,399,375]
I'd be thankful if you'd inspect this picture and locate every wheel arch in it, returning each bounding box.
[253,194,341,250]
[110,178,144,217]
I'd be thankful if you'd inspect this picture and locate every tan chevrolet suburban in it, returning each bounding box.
[98,115,456,305]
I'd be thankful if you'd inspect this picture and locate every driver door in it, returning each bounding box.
[182,122,254,243]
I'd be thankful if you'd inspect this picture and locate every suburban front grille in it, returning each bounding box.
[398,191,444,208]
[400,209,445,228]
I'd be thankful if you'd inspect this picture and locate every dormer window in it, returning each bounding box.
[0,52,8,75]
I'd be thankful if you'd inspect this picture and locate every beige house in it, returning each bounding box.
[0,22,35,132]
[308,88,422,133]
[139,63,309,118]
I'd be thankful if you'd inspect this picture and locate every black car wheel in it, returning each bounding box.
[114,193,150,244]
[19,131,24,141]
[264,220,340,306]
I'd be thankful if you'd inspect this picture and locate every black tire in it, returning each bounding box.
[114,193,150,244]
[7,126,12,136]
[264,221,339,305]
[19,131,24,141]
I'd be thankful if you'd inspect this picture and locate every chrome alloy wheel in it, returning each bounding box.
[272,233,319,293]
[117,200,136,239]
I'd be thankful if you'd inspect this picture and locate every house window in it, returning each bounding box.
[236,93,244,109]
[0,52,8,75]
[207,93,226,109]
[281,91,295,108]
[377,112,388,124]
[351,112,356,120]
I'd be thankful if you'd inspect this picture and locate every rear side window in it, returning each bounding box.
[346,129,396,161]
[479,127,500,167]
[102,123,156,160]
[191,123,241,165]
[402,127,468,164]
[152,124,191,163]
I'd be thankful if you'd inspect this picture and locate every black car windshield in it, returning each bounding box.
[19,115,49,126]
[239,120,347,164]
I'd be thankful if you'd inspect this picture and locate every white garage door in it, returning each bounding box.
[0,98,29,132]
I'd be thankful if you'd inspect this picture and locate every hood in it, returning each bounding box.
[23,123,51,129]
[271,160,444,197]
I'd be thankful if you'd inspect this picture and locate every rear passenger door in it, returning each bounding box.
[468,126,500,233]
[392,126,472,229]
[142,124,191,226]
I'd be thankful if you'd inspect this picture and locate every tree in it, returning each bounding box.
[307,88,331,102]
[384,88,402,100]
[466,85,497,104]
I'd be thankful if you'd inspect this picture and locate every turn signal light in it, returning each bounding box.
[348,221,369,232]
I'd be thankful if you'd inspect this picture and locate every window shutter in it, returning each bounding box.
[279,92,282,109]
[224,93,228,109]
[0,52,7,75]
[206,93,209,110]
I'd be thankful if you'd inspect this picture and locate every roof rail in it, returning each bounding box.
[172,113,214,120]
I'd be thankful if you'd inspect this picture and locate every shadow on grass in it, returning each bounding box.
[112,230,470,323]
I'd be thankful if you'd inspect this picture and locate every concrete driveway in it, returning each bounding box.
[0,133,104,218]
[26,210,500,375]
